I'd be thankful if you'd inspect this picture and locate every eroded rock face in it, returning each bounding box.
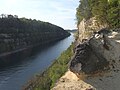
[70,28,120,74]
[78,17,108,42]
[69,33,110,74]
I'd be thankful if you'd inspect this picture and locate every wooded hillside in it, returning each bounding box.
[0,14,70,54]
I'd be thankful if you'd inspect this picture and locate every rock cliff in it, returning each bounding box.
[70,29,120,74]
[52,18,120,90]
[77,17,108,42]
[70,18,120,74]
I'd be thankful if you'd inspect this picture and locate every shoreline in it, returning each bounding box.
[22,43,74,90]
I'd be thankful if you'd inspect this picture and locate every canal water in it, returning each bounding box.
[0,34,74,90]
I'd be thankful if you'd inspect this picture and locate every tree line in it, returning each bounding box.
[0,14,70,54]
[76,0,119,28]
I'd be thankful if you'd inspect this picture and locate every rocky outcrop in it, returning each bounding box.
[52,70,96,90]
[70,17,111,74]
[69,28,120,74]
[78,17,108,42]
[69,33,108,74]
[52,16,120,89]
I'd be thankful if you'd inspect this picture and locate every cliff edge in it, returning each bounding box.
[52,17,120,90]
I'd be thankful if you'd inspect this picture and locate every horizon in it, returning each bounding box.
[0,0,79,29]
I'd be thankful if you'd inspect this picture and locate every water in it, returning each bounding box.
[0,34,74,90]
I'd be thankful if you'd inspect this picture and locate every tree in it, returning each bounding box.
[76,0,119,28]
[107,0,119,28]
[76,0,92,25]
[0,14,70,53]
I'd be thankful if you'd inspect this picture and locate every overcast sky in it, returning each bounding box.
[0,0,79,29]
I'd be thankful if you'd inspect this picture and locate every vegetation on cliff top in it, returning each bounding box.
[0,14,70,54]
[76,0,120,28]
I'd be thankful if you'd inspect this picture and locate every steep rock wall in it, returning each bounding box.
[52,17,120,89]
[78,17,108,42]
[70,18,120,74]
[70,17,120,74]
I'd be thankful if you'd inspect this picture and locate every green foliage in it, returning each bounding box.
[76,0,92,25]
[76,0,120,28]
[32,44,74,90]
[107,0,120,28]
[91,0,108,23]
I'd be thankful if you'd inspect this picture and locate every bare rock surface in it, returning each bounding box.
[69,36,108,74]
[51,70,96,90]
[84,30,120,90]
[78,17,108,42]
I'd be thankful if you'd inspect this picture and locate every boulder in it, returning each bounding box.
[69,34,110,74]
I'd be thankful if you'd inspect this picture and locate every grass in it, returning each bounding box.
[32,43,74,90]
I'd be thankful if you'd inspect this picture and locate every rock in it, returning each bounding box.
[97,28,111,35]
[51,71,96,90]
[78,17,108,42]
[69,33,109,74]
[70,28,120,75]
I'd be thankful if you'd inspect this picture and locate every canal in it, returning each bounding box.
[0,34,74,90]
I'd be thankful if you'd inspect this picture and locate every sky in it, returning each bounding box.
[0,0,79,29]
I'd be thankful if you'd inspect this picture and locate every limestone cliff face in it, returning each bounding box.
[78,17,108,42]
[69,15,120,74]
[69,18,110,74]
